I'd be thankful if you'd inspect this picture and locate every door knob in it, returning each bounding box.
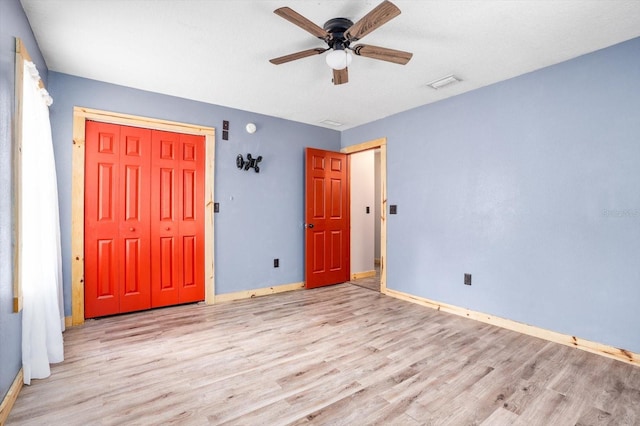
[129,227,135,231]
[308,223,314,229]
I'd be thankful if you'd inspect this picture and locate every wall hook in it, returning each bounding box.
[236,153,262,173]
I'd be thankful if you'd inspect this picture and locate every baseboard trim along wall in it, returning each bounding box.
[351,270,376,281]
[214,282,305,303]
[0,369,23,425]
[64,282,305,325]
[384,288,639,367]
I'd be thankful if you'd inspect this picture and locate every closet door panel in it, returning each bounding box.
[118,126,152,313]
[177,134,205,303]
[85,121,121,318]
[151,130,181,307]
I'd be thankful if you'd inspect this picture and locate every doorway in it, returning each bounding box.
[302,138,387,292]
[343,138,387,294]
[70,107,215,326]
[84,121,206,318]
[349,149,379,291]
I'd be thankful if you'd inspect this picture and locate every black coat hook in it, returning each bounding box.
[236,153,262,173]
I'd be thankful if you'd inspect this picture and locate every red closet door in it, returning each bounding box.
[150,130,205,307]
[177,133,205,304]
[119,126,152,312]
[85,121,151,318]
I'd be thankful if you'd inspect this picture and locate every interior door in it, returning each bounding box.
[150,130,205,307]
[175,133,205,304]
[305,148,350,288]
[85,122,204,318]
[85,121,152,318]
[119,126,152,312]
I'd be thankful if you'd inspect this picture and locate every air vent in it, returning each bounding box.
[320,119,344,127]
[427,75,461,90]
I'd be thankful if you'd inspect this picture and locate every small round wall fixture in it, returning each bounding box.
[245,123,257,134]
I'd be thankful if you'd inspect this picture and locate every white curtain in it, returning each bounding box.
[20,60,64,385]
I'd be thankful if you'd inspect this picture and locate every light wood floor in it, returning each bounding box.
[8,283,640,425]
[349,268,381,293]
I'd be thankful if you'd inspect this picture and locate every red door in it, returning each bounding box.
[305,148,350,288]
[151,130,205,307]
[177,133,206,304]
[85,123,205,318]
[85,121,152,318]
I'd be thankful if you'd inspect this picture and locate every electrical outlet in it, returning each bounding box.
[464,273,472,286]
[274,258,279,268]
[390,205,398,214]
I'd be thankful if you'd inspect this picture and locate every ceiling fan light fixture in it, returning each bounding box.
[325,49,353,70]
[427,75,461,90]
[271,2,410,84]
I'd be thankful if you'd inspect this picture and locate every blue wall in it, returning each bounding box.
[0,0,48,401]
[47,73,341,315]
[342,37,640,354]
[3,2,639,405]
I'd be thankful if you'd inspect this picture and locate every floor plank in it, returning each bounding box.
[7,283,640,425]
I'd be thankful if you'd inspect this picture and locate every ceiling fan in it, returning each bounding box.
[269,0,413,85]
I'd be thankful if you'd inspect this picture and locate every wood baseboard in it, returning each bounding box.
[0,368,23,425]
[64,279,304,324]
[351,270,376,280]
[384,288,639,367]
[215,282,305,303]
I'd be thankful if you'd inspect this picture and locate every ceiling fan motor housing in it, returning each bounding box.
[323,18,354,50]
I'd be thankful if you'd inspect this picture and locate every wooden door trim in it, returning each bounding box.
[71,107,215,326]
[340,138,387,294]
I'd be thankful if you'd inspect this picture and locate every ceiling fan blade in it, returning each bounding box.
[333,68,348,85]
[352,44,413,65]
[345,0,401,41]
[274,7,329,40]
[269,48,328,65]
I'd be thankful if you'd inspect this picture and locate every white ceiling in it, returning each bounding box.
[20,0,640,130]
